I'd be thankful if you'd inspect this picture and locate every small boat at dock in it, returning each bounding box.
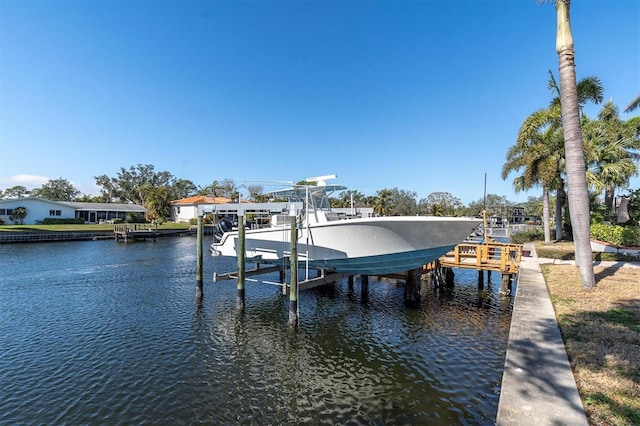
[211,176,481,275]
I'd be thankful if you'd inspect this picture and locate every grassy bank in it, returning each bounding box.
[535,241,640,426]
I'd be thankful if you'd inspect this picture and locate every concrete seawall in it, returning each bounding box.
[0,231,114,243]
[496,242,588,425]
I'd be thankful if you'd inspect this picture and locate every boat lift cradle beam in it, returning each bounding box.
[213,262,351,292]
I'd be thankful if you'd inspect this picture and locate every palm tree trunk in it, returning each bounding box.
[605,186,615,222]
[555,0,596,288]
[555,181,563,240]
[543,187,551,244]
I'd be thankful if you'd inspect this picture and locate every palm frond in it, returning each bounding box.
[576,76,604,105]
[624,94,640,113]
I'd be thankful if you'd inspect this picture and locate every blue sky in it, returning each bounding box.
[1,0,639,205]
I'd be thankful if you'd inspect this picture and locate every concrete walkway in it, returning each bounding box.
[496,242,589,426]
[538,257,640,269]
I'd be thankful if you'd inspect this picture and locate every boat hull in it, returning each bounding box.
[212,216,480,275]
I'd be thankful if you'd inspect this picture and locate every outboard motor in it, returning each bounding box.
[213,218,234,243]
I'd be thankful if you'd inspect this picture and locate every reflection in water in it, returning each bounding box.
[1,237,513,425]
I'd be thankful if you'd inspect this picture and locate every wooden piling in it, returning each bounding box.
[279,267,287,295]
[289,215,299,325]
[477,270,484,290]
[361,275,369,300]
[196,215,203,300]
[237,214,246,309]
[421,271,433,294]
[499,273,512,297]
[445,267,455,288]
[404,268,421,307]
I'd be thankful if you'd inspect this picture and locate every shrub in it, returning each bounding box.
[510,228,545,244]
[590,223,640,246]
[621,226,640,247]
[125,214,146,223]
[591,223,624,245]
[43,218,85,225]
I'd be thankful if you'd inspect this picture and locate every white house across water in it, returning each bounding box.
[0,197,147,225]
[170,195,292,224]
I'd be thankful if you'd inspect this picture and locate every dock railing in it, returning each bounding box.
[114,223,159,241]
[114,223,158,233]
[439,241,523,274]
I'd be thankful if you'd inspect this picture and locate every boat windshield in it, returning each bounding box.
[308,189,331,211]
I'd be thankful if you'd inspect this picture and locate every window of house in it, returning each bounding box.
[0,209,5,215]
[5,209,13,215]
[49,210,61,216]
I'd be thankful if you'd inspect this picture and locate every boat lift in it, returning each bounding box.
[213,262,351,292]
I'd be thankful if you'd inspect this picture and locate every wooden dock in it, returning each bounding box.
[114,224,197,241]
[437,241,523,274]
[424,240,523,296]
[114,224,165,241]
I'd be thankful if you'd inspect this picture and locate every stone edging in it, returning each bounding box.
[590,239,640,258]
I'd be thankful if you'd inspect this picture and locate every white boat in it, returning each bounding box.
[211,176,481,275]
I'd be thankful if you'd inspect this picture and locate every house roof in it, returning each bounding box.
[0,196,74,208]
[66,202,146,212]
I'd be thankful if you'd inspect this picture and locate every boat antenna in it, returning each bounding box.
[482,173,488,242]
[305,174,337,186]
[483,172,487,211]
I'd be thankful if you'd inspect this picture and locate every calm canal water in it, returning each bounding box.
[1,236,514,425]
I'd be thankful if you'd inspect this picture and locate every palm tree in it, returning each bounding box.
[547,72,603,113]
[584,101,640,221]
[514,71,602,242]
[199,180,220,197]
[511,105,565,241]
[549,72,603,239]
[10,206,28,225]
[428,203,443,217]
[372,189,391,216]
[503,119,562,244]
[550,0,596,287]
